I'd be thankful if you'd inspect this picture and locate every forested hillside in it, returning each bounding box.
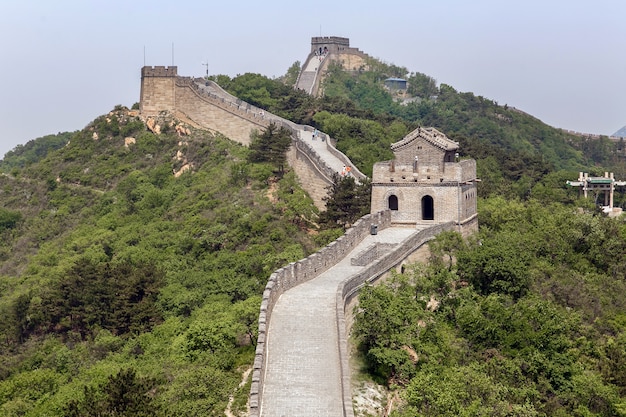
[0,108,325,416]
[1,52,625,417]
[355,201,626,416]
[218,59,625,204]
[312,56,626,416]
[214,59,626,415]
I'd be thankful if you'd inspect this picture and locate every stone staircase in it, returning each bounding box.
[295,53,327,96]
[295,71,316,94]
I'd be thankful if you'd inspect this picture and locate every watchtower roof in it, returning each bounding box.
[391,127,458,153]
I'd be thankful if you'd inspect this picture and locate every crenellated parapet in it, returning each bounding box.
[141,66,177,77]
[299,36,374,96]
[249,211,392,416]
[138,67,363,209]
[139,66,177,115]
[311,36,350,54]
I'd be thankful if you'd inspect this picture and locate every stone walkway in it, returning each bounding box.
[295,54,324,94]
[196,81,354,179]
[260,227,418,417]
[299,129,349,175]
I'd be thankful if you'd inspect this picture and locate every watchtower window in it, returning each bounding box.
[421,195,434,220]
[388,195,399,211]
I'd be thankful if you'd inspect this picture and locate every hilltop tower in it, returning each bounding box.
[310,36,350,55]
[371,127,478,234]
[296,36,371,96]
[139,66,177,116]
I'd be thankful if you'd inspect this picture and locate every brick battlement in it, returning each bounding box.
[311,36,350,54]
[141,66,178,77]
[312,36,349,45]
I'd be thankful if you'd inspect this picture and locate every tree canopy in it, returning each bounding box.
[247,122,293,176]
[1,50,626,417]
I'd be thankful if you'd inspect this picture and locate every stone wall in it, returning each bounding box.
[333,222,456,415]
[249,211,392,416]
[303,36,374,96]
[370,126,478,228]
[350,242,398,266]
[248,215,461,417]
[140,66,177,116]
[311,36,350,54]
[286,142,332,210]
[175,78,269,145]
[371,181,478,227]
[140,71,364,208]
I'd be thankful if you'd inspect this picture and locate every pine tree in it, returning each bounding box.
[319,174,371,229]
[248,122,293,176]
[65,368,162,417]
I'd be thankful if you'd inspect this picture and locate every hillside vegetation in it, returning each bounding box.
[215,58,626,415]
[0,52,625,417]
[355,201,626,416]
[0,108,322,416]
[218,60,625,203]
[311,56,626,416]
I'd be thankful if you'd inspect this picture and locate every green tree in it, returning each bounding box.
[248,122,293,176]
[319,174,371,229]
[407,72,438,98]
[428,230,465,270]
[0,208,22,231]
[65,368,162,417]
[282,61,301,87]
[232,296,261,347]
[456,232,531,299]
[39,259,164,339]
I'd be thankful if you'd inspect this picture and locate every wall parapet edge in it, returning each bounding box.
[249,210,392,417]
[141,66,177,77]
[334,221,456,417]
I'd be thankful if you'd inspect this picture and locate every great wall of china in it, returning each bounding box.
[139,36,478,416]
[140,66,364,210]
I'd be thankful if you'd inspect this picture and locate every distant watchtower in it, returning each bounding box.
[139,66,177,116]
[310,36,350,55]
[371,127,478,234]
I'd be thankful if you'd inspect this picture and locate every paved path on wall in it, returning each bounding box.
[299,129,351,176]
[296,54,324,94]
[195,80,356,180]
[260,227,419,417]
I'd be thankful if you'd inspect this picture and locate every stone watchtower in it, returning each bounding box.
[310,36,350,55]
[371,127,478,233]
[139,66,178,116]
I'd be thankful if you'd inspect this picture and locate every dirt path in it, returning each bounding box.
[224,366,252,417]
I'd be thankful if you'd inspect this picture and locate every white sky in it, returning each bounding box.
[1,0,625,158]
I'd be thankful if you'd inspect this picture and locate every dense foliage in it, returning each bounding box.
[1,50,625,416]
[0,132,73,172]
[354,201,626,416]
[0,108,319,416]
[216,62,626,415]
[247,121,293,176]
[319,174,371,229]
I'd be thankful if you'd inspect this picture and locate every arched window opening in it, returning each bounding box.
[388,195,399,211]
[421,195,434,220]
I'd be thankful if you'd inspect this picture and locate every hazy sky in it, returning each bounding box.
[1,0,625,158]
